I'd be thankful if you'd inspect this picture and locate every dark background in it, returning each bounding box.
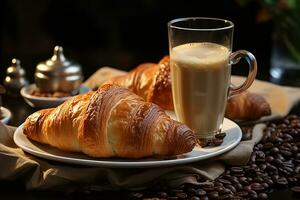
[0,0,273,83]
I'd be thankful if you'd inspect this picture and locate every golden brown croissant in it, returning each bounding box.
[23,84,196,158]
[106,56,173,110]
[225,91,271,120]
[106,56,271,120]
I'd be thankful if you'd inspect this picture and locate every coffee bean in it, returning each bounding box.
[238,177,249,186]
[171,189,184,193]
[190,197,201,200]
[263,142,273,150]
[217,179,231,185]
[130,192,143,199]
[208,191,219,199]
[187,187,196,195]
[281,150,293,156]
[250,183,264,191]
[195,189,206,196]
[236,190,248,197]
[200,196,209,200]
[231,197,242,200]
[283,134,293,142]
[234,183,243,191]
[225,185,236,193]
[213,138,224,146]
[291,186,300,193]
[167,197,179,200]
[217,194,232,200]
[215,132,226,139]
[275,177,288,186]
[214,186,223,193]
[175,192,187,199]
[219,188,231,195]
[270,147,280,155]
[242,131,252,141]
[291,146,298,153]
[258,192,268,199]
[157,192,168,198]
[266,164,278,172]
[230,167,244,174]
[272,158,283,167]
[266,155,274,163]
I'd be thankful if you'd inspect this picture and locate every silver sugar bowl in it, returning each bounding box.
[35,46,83,94]
[4,58,29,96]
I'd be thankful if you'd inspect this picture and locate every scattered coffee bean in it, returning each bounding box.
[258,192,268,199]
[175,192,187,199]
[250,182,264,191]
[157,192,168,198]
[291,186,300,193]
[213,138,224,146]
[215,132,226,139]
[195,189,206,196]
[208,191,219,199]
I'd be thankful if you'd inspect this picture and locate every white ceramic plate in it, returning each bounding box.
[14,116,242,168]
[0,107,12,124]
[20,84,91,108]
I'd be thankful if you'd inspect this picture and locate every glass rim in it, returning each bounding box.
[168,17,234,31]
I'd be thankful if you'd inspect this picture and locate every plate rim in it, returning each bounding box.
[1,106,12,124]
[13,118,242,168]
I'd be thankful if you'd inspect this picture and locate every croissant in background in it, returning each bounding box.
[225,91,271,120]
[23,84,196,158]
[106,56,173,110]
[106,56,271,120]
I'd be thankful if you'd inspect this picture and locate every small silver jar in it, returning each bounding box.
[35,46,83,94]
[4,58,29,96]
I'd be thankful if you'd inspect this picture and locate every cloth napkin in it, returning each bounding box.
[0,121,265,192]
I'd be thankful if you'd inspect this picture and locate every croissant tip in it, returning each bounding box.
[176,128,197,155]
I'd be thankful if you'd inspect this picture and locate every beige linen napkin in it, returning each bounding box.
[0,121,264,191]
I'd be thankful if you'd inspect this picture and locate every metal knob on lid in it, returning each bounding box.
[4,58,29,96]
[35,46,83,94]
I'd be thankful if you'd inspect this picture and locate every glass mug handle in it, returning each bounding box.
[228,50,257,97]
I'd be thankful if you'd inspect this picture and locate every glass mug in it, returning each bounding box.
[168,17,257,140]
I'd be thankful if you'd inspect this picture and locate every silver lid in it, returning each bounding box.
[6,58,26,77]
[4,58,29,96]
[35,46,83,93]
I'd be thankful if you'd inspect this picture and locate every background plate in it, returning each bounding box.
[13,117,242,168]
[1,107,12,124]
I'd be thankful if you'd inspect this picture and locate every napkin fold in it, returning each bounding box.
[0,122,265,191]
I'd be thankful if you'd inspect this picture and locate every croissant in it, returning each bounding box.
[106,56,173,110]
[225,91,271,120]
[106,56,271,120]
[23,84,196,158]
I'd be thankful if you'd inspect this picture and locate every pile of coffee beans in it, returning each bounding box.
[129,115,300,199]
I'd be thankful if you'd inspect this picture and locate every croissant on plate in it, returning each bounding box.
[106,56,271,120]
[23,84,196,158]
